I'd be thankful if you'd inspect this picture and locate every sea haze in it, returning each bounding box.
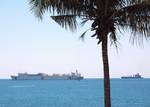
[0,79,149,107]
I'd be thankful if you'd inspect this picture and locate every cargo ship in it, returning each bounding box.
[121,73,143,79]
[11,70,84,80]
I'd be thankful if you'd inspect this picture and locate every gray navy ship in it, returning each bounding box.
[11,70,83,80]
[121,73,143,79]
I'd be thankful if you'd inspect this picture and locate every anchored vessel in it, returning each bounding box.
[121,73,143,79]
[11,70,83,80]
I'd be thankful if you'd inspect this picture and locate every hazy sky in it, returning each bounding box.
[0,1,150,78]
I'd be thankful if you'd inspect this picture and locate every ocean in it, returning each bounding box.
[0,79,149,107]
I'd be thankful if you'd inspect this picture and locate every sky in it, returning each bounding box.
[0,1,150,79]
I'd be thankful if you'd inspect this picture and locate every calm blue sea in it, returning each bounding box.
[0,79,149,107]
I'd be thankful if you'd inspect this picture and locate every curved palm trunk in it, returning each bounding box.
[102,37,111,107]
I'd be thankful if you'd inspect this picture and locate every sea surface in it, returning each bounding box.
[0,79,149,107]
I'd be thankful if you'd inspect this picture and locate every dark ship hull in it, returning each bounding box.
[121,73,143,79]
[121,77,143,79]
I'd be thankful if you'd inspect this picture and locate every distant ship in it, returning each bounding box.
[11,70,84,80]
[121,73,144,79]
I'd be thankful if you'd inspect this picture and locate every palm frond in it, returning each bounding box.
[79,30,88,41]
[80,18,89,26]
[29,0,150,45]
[30,0,87,19]
[51,15,77,32]
[116,0,150,44]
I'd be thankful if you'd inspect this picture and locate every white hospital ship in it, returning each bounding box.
[11,70,83,80]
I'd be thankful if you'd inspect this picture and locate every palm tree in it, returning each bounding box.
[29,0,150,107]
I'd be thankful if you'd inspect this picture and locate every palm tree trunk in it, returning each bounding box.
[102,36,111,107]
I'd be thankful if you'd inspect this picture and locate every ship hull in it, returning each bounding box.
[121,77,143,79]
[11,76,84,80]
